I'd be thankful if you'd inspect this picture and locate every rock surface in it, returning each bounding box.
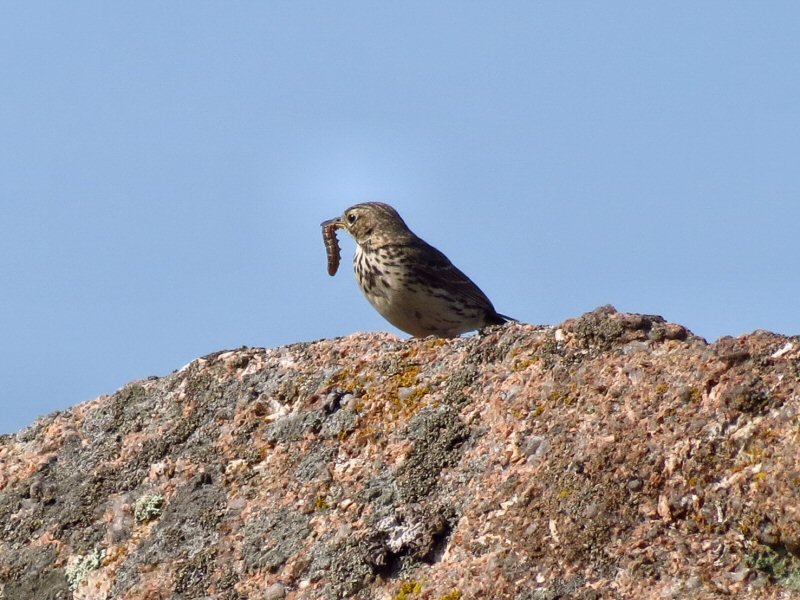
[1,306,799,599]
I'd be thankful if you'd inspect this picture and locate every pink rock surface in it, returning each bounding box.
[1,306,799,599]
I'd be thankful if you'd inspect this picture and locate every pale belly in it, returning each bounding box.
[354,258,483,337]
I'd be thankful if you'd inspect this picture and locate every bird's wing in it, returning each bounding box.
[403,239,499,314]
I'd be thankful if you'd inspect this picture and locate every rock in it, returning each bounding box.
[1,309,799,599]
[264,582,286,599]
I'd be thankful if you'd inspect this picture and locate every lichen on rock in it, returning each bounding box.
[0,309,799,599]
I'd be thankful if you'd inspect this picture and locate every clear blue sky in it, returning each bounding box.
[2,3,798,433]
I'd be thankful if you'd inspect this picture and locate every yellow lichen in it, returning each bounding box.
[326,367,364,395]
[394,580,424,600]
[385,365,431,420]
[395,365,421,388]
[425,338,448,349]
[513,357,539,371]
[548,390,574,405]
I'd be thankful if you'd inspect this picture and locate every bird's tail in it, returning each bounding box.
[488,311,515,325]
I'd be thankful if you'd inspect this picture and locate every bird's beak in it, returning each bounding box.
[321,216,343,229]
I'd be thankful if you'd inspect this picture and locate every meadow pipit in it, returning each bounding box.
[321,202,511,337]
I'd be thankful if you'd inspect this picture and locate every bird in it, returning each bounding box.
[321,202,511,337]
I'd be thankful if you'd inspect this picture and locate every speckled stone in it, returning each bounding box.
[1,307,799,599]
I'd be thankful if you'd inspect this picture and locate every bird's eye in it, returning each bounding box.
[346,213,357,224]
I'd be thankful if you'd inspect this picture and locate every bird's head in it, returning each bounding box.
[321,202,412,247]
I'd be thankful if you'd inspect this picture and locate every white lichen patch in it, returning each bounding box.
[134,492,164,524]
[65,548,105,591]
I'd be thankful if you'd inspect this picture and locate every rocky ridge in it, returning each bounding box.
[1,306,799,599]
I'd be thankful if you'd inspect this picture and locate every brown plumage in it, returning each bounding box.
[321,202,511,337]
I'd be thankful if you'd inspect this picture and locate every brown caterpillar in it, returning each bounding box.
[321,219,341,276]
